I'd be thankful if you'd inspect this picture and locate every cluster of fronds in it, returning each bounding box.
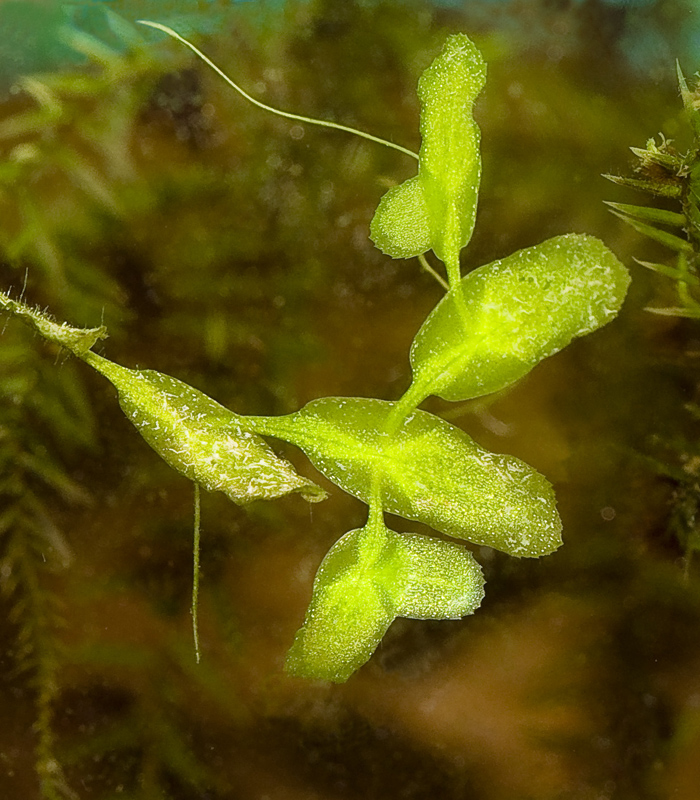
[650,433,700,569]
[58,637,247,799]
[605,65,700,317]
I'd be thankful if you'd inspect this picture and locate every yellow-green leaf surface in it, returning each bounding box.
[369,34,485,265]
[248,398,562,557]
[286,523,484,682]
[417,32,486,265]
[388,530,485,619]
[409,234,630,403]
[369,176,431,259]
[84,353,326,504]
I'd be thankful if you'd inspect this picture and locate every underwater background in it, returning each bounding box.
[1,0,700,798]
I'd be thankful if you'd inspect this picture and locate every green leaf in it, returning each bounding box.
[634,258,700,286]
[603,173,683,199]
[369,34,485,267]
[285,522,484,682]
[387,529,485,619]
[408,234,630,403]
[417,33,486,265]
[250,398,562,557]
[677,62,700,139]
[369,176,431,259]
[645,305,700,319]
[609,211,693,253]
[604,201,686,228]
[628,145,681,171]
[84,353,326,505]
[286,527,394,682]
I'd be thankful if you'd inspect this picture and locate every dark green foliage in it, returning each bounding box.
[606,66,700,317]
[608,65,700,566]
[0,7,315,797]
[0,325,94,800]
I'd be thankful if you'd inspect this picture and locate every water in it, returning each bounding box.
[1,2,699,798]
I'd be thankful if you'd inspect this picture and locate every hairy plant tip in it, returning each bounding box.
[0,290,107,356]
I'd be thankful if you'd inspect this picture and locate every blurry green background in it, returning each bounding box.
[1,1,700,799]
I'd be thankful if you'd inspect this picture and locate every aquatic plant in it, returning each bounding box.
[607,64,700,566]
[606,64,699,318]
[0,325,93,800]
[1,25,630,686]
[0,23,190,799]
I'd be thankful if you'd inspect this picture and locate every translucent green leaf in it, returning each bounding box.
[286,523,484,682]
[635,258,700,286]
[84,353,326,505]
[369,34,485,265]
[409,234,630,403]
[286,527,395,682]
[369,176,431,259]
[417,33,486,264]
[645,305,700,319]
[251,398,562,557]
[387,529,485,619]
[1,293,325,504]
